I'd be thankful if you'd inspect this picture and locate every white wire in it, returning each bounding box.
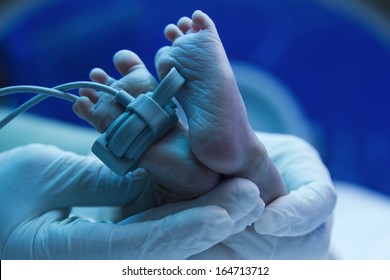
[57,81,118,96]
[0,85,78,102]
[0,95,47,129]
[0,81,119,129]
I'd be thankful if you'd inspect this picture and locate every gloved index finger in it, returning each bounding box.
[119,177,263,226]
[39,206,235,259]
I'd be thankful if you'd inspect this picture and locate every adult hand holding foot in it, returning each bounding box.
[0,144,263,259]
[73,10,336,259]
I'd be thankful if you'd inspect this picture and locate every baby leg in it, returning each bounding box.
[156,11,287,203]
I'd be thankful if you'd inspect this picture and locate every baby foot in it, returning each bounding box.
[155,10,286,203]
[73,50,219,204]
[74,50,158,133]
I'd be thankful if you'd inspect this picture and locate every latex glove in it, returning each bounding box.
[189,132,337,259]
[0,144,263,259]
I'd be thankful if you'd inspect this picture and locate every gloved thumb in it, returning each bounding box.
[254,181,336,237]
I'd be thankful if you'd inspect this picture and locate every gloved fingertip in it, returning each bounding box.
[232,199,265,235]
[250,198,266,222]
[219,178,261,222]
[245,179,261,199]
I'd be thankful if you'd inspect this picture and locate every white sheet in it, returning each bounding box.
[0,107,98,154]
[331,181,390,259]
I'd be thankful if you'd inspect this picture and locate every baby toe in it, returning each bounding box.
[191,10,215,30]
[113,50,145,76]
[177,17,192,34]
[89,68,114,85]
[73,96,93,120]
[164,23,184,43]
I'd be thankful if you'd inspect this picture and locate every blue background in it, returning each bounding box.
[1,0,389,196]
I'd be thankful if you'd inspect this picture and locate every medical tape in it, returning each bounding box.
[92,67,185,176]
[115,90,135,107]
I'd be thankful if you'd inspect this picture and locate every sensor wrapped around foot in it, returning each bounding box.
[92,68,185,176]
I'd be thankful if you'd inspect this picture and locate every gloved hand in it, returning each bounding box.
[0,144,263,259]
[194,133,337,259]
[128,133,337,259]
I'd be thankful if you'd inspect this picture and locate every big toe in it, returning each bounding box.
[191,10,216,31]
[112,50,158,95]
